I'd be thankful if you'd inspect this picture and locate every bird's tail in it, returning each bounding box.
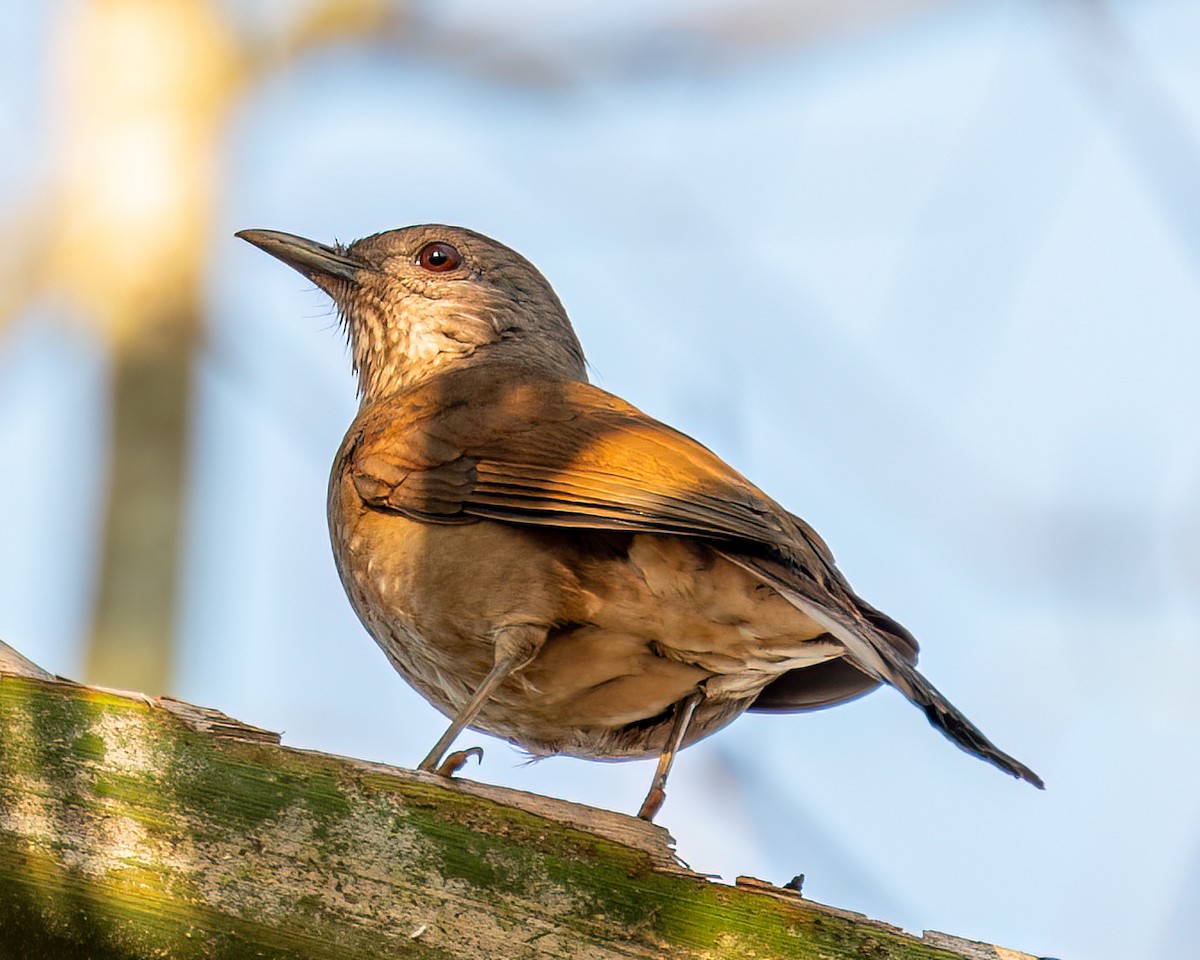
[719,551,1044,789]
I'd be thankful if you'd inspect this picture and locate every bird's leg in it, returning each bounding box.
[637,689,705,821]
[418,625,543,775]
[417,656,523,773]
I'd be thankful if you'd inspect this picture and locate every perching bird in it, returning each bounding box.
[237,224,1042,819]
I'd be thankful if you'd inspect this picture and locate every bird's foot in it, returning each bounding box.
[435,746,484,778]
[637,786,666,821]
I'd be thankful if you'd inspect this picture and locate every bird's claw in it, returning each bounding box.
[435,746,484,778]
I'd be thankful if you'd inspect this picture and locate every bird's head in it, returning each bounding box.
[236,224,586,402]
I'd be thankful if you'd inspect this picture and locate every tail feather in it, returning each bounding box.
[719,550,1044,789]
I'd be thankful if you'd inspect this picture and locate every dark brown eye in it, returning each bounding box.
[416,241,462,273]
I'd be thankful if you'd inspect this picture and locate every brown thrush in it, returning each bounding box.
[236,224,1042,820]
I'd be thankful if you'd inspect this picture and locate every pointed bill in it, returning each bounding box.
[236,229,364,285]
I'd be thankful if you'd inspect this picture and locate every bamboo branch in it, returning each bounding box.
[0,641,1035,959]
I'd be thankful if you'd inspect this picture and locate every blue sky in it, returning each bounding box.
[3,2,1199,957]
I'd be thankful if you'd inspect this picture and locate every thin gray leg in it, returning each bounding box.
[637,689,705,821]
[418,656,523,773]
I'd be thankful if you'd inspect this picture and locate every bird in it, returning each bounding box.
[236,223,1042,820]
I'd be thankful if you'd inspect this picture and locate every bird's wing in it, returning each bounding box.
[346,370,1042,787]
[346,370,833,559]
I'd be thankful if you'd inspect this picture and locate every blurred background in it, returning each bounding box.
[2,1,1198,956]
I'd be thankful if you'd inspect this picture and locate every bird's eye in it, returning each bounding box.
[416,241,462,273]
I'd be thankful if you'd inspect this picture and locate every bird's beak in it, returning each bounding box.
[235,229,364,283]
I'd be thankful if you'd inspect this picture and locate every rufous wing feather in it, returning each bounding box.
[347,368,814,552]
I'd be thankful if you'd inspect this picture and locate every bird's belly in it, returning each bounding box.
[330,489,842,758]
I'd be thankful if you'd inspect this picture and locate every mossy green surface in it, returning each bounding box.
[0,674,971,959]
